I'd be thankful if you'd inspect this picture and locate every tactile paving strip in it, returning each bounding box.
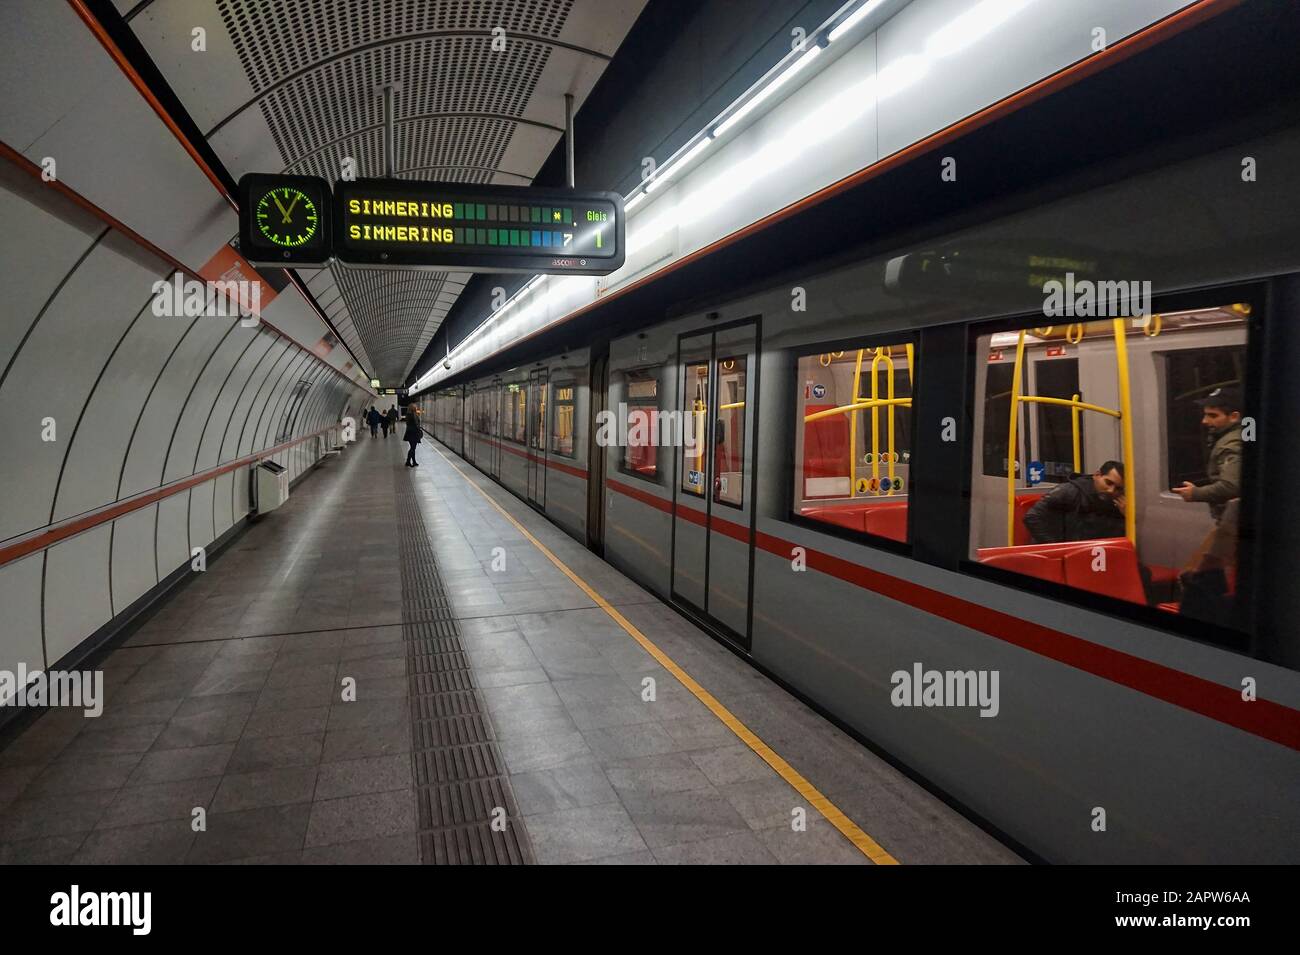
[394,477,534,864]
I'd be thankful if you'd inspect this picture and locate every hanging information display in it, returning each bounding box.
[333,179,624,274]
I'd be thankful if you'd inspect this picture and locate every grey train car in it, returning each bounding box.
[422,125,1300,864]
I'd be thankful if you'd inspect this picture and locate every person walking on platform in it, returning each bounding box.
[380,408,391,438]
[403,405,423,467]
[386,405,399,439]
[367,405,380,437]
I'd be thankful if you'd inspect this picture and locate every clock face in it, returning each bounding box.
[255,186,319,248]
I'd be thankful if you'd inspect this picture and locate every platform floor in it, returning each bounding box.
[0,433,1021,864]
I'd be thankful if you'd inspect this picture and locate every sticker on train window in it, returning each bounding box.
[687,469,703,487]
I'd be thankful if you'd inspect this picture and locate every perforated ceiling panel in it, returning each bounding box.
[136,0,644,385]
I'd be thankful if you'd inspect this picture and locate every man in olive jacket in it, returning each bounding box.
[1172,386,1243,523]
[1024,461,1126,544]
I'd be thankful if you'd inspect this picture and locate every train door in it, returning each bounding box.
[526,368,548,509]
[489,382,502,480]
[670,320,757,649]
[587,348,608,554]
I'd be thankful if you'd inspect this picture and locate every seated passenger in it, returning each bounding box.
[1023,461,1126,544]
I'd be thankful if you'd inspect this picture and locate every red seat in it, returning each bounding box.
[800,501,908,540]
[1013,492,1048,545]
[800,505,867,532]
[863,504,908,542]
[1062,541,1146,604]
[980,551,1066,584]
[979,538,1146,605]
[803,405,850,496]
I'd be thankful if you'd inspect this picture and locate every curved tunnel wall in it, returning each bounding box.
[0,166,369,693]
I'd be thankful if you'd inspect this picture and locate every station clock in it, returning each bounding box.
[238,173,332,266]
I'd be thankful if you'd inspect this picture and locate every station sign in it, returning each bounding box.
[332,179,624,275]
[237,173,332,267]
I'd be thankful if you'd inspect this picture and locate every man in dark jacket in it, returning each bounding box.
[403,405,423,467]
[366,406,380,437]
[1172,386,1242,523]
[386,406,399,438]
[1024,460,1126,543]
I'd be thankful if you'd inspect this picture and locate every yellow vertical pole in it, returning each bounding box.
[1112,319,1137,545]
[871,349,882,483]
[884,353,897,491]
[849,350,863,498]
[905,342,914,388]
[1071,392,1082,474]
[1007,331,1027,546]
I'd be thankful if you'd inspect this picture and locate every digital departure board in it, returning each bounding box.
[237,173,332,266]
[333,179,624,275]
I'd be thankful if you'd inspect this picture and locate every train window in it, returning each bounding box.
[793,344,914,543]
[983,354,1082,482]
[681,361,709,497]
[714,356,747,508]
[506,384,525,443]
[968,304,1251,633]
[620,371,659,480]
[551,382,576,457]
[529,379,547,451]
[1166,345,1246,487]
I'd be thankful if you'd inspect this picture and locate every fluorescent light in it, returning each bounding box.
[714,45,822,138]
[646,137,712,193]
[625,190,647,212]
[828,0,887,43]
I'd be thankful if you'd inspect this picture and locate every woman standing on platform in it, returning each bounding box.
[403,405,423,467]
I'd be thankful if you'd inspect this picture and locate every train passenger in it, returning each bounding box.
[1023,461,1126,543]
[1173,387,1243,623]
[1172,386,1243,522]
[403,405,422,467]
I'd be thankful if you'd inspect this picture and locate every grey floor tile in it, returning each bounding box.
[73,820,196,864]
[510,760,618,815]
[620,787,752,849]
[187,803,311,864]
[0,833,86,864]
[652,830,779,865]
[603,753,714,799]
[211,766,319,813]
[321,722,412,763]
[304,790,416,848]
[302,832,418,864]
[242,706,329,739]
[128,743,233,786]
[313,754,411,801]
[97,776,221,830]
[524,804,648,864]
[687,744,775,787]
[226,734,322,773]
[758,819,873,865]
[718,776,807,831]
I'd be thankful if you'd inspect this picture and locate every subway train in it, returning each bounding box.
[417,122,1300,864]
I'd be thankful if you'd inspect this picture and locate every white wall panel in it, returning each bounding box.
[43,525,113,664]
[52,288,188,522]
[212,471,237,536]
[876,0,1191,157]
[110,504,158,613]
[187,480,217,551]
[155,491,191,581]
[162,322,253,482]
[0,553,47,693]
[0,232,161,541]
[0,179,103,373]
[193,331,272,472]
[117,314,229,498]
[219,336,287,458]
[235,343,300,455]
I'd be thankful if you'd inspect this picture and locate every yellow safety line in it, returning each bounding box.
[430,443,899,865]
